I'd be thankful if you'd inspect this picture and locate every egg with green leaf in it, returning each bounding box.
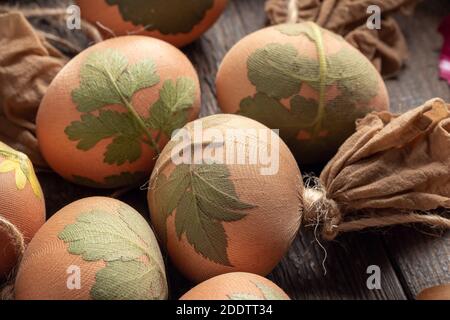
[37,36,200,188]
[77,0,228,47]
[216,22,389,165]
[148,114,302,283]
[0,141,46,281]
[180,272,290,300]
[14,197,168,300]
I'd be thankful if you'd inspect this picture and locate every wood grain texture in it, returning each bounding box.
[269,230,406,300]
[387,0,450,112]
[2,0,448,300]
[383,0,450,299]
[383,227,449,299]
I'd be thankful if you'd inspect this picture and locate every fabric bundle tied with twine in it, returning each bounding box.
[301,98,450,240]
[265,0,420,77]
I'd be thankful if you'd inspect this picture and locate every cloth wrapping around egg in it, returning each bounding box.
[216,22,389,165]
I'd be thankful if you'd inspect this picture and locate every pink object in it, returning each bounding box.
[438,15,450,85]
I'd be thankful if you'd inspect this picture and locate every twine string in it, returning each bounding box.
[0,284,14,300]
[265,0,299,25]
[0,215,26,300]
[287,0,298,23]
[0,216,25,262]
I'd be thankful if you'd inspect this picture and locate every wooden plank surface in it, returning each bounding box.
[387,0,450,112]
[3,0,449,300]
[380,0,450,299]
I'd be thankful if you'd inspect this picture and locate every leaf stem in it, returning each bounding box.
[155,131,162,144]
[106,71,161,155]
[310,22,327,137]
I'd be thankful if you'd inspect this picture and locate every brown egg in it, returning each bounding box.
[180,272,290,300]
[148,114,302,283]
[15,197,168,300]
[416,284,450,300]
[76,0,228,47]
[216,22,389,165]
[37,36,200,188]
[0,142,46,280]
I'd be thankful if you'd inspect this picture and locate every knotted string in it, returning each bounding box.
[287,0,298,24]
[266,0,301,25]
[0,215,26,300]
[302,177,450,241]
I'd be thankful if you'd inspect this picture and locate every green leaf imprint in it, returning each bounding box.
[58,206,167,300]
[228,293,260,300]
[240,93,319,139]
[240,93,370,164]
[153,164,255,266]
[254,281,287,300]
[65,110,142,165]
[247,43,314,99]
[242,22,379,162]
[248,43,378,102]
[73,171,147,189]
[72,49,159,113]
[228,281,287,300]
[147,77,196,137]
[91,260,164,300]
[106,0,214,34]
[66,48,196,166]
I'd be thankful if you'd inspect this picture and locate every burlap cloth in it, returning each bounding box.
[0,7,103,168]
[265,0,420,77]
[0,12,67,167]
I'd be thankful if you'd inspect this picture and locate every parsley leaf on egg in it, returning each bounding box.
[65,49,196,165]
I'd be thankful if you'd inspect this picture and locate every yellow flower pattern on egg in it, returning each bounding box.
[0,142,42,199]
